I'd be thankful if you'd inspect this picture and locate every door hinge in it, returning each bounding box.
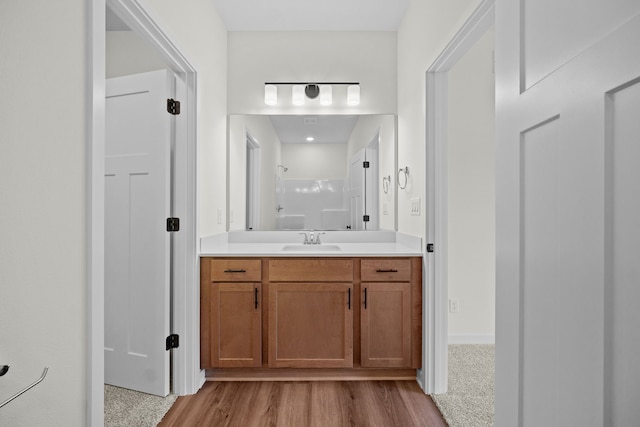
[166,334,179,350]
[363,161,370,168]
[167,98,181,115]
[427,243,435,253]
[363,215,370,222]
[166,217,180,232]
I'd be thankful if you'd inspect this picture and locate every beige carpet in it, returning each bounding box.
[105,385,177,427]
[432,344,495,427]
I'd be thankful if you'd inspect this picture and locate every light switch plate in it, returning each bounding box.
[410,197,421,216]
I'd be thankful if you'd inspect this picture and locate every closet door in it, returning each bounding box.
[495,1,640,425]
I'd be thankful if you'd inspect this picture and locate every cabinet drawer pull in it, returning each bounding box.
[254,287,259,309]
[364,287,367,309]
[224,269,247,273]
[376,269,398,273]
[348,288,351,310]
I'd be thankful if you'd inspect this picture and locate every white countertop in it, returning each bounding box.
[199,230,423,257]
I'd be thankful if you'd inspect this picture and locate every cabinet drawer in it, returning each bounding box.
[210,259,262,282]
[269,259,353,282]
[360,259,411,282]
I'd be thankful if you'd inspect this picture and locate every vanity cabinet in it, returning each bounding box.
[200,256,422,376]
[268,259,353,368]
[201,259,262,368]
[360,259,413,368]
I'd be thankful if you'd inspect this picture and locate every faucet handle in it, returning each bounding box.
[315,232,326,244]
[298,232,309,244]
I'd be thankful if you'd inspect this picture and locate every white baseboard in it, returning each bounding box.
[448,334,495,344]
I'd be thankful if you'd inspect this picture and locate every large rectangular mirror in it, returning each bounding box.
[227,114,396,231]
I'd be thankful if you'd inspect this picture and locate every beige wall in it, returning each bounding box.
[1,0,227,424]
[397,0,482,237]
[136,0,228,237]
[106,31,168,78]
[447,26,496,339]
[227,32,397,115]
[0,1,88,425]
[397,0,495,341]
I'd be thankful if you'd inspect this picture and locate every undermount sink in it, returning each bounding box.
[281,244,341,252]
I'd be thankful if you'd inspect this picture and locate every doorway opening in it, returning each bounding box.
[424,0,495,393]
[90,0,200,423]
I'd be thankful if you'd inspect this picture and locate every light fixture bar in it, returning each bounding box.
[265,82,359,86]
[264,82,360,106]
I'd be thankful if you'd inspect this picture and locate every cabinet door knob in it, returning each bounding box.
[254,287,259,309]
[224,269,246,273]
[376,269,398,273]
[364,287,367,309]
[348,288,351,310]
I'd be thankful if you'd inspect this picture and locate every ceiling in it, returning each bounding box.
[210,0,409,31]
[108,1,409,32]
[270,115,359,144]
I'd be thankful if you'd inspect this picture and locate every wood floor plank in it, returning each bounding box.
[159,380,447,427]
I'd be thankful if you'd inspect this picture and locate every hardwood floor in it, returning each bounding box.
[159,380,447,427]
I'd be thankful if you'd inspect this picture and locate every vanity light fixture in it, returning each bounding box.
[264,84,278,106]
[264,82,359,106]
[292,85,305,106]
[319,85,332,105]
[306,136,315,142]
[347,84,360,106]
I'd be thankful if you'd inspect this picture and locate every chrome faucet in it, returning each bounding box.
[299,230,325,245]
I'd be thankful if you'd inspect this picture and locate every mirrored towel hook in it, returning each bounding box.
[398,167,409,190]
[382,175,391,194]
[0,367,48,409]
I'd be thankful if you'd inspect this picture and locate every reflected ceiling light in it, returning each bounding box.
[319,85,332,105]
[264,82,359,106]
[306,136,314,142]
[347,84,360,106]
[264,84,277,105]
[292,85,305,105]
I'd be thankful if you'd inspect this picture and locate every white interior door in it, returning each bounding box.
[105,69,173,397]
[495,2,640,426]
[349,149,366,230]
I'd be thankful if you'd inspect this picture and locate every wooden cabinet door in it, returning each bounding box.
[204,282,262,368]
[268,283,353,368]
[361,282,411,368]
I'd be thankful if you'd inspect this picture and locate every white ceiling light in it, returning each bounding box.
[347,84,360,106]
[320,85,332,106]
[292,85,305,105]
[264,84,278,106]
[306,136,315,142]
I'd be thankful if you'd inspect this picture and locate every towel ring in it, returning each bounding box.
[0,367,48,409]
[398,167,409,190]
[382,175,391,194]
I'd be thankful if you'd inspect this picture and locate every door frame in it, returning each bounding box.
[88,0,200,425]
[245,131,261,230]
[423,0,494,393]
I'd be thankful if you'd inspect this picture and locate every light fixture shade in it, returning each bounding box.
[264,84,277,105]
[347,84,360,106]
[292,85,305,105]
[320,85,332,105]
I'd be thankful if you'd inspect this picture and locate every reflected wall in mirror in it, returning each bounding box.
[228,115,396,231]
